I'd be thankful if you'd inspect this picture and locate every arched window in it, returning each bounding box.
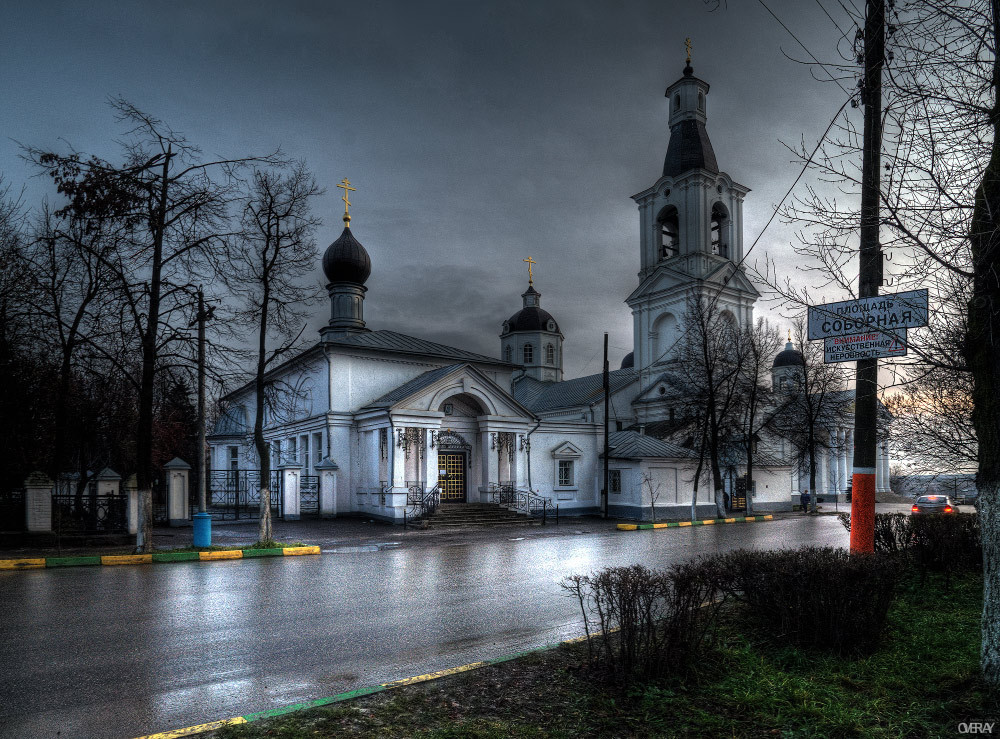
[545,344,555,364]
[658,206,679,260]
[698,92,704,111]
[523,344,533,364]
[711,203,730,258]
[504,345,512,363]
[674,94,681,111]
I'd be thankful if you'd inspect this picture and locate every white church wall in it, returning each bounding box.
[328,353,443,413]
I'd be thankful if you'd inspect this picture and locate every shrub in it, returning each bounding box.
[841,512,981,579]
[714,547,903,655]
[561,561,724,682]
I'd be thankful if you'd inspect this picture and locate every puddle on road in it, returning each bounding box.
[323,542,401,553]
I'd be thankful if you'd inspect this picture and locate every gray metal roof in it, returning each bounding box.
[605,430,695,459]
[514,368,638,412]
[324,330,510,366]
[362,364,462,409]
[210,404,247,437]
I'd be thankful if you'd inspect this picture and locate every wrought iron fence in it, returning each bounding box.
[489,483,557,525]
[0,489,25,531]
[404,483,440,527]
[52,493,128,534]
[208,470,282,520]
[300,475,319,515]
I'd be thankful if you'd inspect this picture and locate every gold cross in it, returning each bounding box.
[523,257,537,285]
[336,178,356,225]
[788,329,792,342]
[685,37,692,65]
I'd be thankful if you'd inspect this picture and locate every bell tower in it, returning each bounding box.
[625,44,759,390]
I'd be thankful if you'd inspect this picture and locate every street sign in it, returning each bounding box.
[807,289,928,340]
[824,329,907,363]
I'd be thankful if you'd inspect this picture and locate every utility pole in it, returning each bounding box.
[850,0,886,553]
[603,332,610,519]
[192,287,213,547]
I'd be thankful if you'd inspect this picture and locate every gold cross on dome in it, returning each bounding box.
[788,329,792,342]
[685,37,692,65]
[336,178,356,225]
[523,256,537,285]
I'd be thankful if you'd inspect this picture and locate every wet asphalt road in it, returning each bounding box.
[0,515,848,739]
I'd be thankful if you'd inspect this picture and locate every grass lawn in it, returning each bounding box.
[204,570,991,738]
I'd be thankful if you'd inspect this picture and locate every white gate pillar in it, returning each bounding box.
[163,457,191,526]
[24,471,53,533]
[280,463,301,520]
[316,457,339,518]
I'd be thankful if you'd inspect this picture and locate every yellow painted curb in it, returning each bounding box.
[283,545,321,556]
[678,521,692,526]
[199,550,243,561]
[652,522,668,529]
[616,523,638,530]
[133,716,247,739]
[724,517,736,523]
[0,558,46,570]
[764,514,774,520]
[382,660,489,688]
[702,519,716,524]
[101,554,153,566]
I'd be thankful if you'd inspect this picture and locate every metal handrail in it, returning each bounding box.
[403,483,440,528]
[488,484,557,525]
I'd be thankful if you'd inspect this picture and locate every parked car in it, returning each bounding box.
[910,495,957,515]
[952,493,978,505]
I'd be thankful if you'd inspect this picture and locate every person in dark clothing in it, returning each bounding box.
[800,489,811,513]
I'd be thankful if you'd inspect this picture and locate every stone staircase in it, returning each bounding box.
[424,502,539,529]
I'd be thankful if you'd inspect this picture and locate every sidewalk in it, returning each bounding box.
[0,514,622,559]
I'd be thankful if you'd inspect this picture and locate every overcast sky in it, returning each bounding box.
[0,0,860,377]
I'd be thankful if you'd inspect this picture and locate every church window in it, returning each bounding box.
[313,432,323,466]
[228,446,239,471]
[558,460,574,487]
[698,92,705,110]
[609,469,622,494]
[711,203,730,258]
[658,207,679,259]
[523,344,534,363]
[547,319,556,332]
[545,344,555,364]
[287,437,296,465]
[443,403,454,415]
[504,345,512,363]
[674,94,680,111]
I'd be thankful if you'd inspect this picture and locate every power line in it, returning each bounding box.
[758,0,853,95]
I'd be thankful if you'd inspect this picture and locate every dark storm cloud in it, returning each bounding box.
[0,0,854,376]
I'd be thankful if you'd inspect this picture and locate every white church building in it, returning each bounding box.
[208,60,892,523]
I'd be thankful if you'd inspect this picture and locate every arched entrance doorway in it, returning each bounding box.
[436,429,471,503]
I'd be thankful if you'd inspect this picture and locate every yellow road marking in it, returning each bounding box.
[0,558,45,569]
[133,716,247,738]
[283,545,321,555]
[199,550,242,561]
[724,517,736,523]
[101,554,153,565]
[616,524,638,530]
[701,519,716,524]
[678,521,692,526]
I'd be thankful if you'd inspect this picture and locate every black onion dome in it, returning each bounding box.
[773,345,805,368]
[322,227,371,284]
[620,351,634,369]
[505,306,560,333]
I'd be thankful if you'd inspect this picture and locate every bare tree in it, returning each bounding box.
[672,296,747,518]
[736,318,785,517]
[227,163,322,544]
[641,471,663,523]
[772,320,852,513]
[30,98,279,551]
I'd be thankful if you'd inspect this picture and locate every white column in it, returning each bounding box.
[875,444,884,492]
[422,428,436,491]
[391,429,406,491]
[837,429,848,495]
[817,445,828,498]
[24,471,53,533]
[281,464,301,520]
[882,443,891,492]
[480,431,499,491]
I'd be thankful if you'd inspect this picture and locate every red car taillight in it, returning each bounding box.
[911,505,919,513]
[944,505,954,513]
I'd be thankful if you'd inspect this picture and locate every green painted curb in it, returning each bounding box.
[46,556,101,567]
[636,523,654,530]
[242,548,285,558]
[242,685,387,721]
[152,552,200,563]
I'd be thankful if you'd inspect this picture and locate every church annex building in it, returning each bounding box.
[209,60,893,523]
